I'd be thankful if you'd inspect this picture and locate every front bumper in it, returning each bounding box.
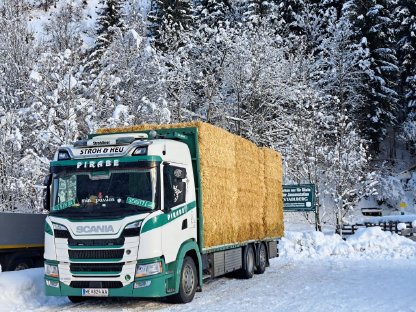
[45,271,174,298]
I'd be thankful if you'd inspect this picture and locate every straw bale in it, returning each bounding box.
[201,167,237,246]
[97,122,283,248]
[234,136,265,242]
[262,148,284,238]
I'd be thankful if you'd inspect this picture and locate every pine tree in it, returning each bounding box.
[394,0,416,150]
[147,0,194,52]
[195,0,232,30]
[320,0,346,20]
[240,0,273,26]
[87,0,125,72]
[344,0,399,152]
[273,0,306,37]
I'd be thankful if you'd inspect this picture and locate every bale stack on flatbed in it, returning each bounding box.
[97,122,284,248]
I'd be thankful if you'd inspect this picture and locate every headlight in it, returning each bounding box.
[132,147,147,155]
[52,223,70,239]
[125,221,142,229]
[45,263,59,278]
[135,261,162,278]
[52,223,68,231]
[123,220,142,237]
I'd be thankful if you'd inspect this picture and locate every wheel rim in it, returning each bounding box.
[182,263,195,295]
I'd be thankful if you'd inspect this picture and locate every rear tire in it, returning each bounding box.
[240,245,255,279]
[169,256,197,303]
[254,243,267,274]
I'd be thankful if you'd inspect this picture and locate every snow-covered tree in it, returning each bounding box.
[147,0,194,52]
[238,0,274,26]
[195,0,233,30]
[43,2,83,53]
[87,17,171,128]
[0,1,39,211]
[344,0,399,152]
[273,0,306,37]
[87,0,126,73]
[394,0,416,151]
[314,17,367,124]
[28,49,87,156]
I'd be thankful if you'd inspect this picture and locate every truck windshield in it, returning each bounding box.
[50,167,158,217]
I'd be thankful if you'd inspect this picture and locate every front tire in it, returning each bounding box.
[10,258,32,271]
[169,256,197,303]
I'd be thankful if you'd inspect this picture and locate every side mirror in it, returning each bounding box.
[43,174,52,212]
[163,165,187,212]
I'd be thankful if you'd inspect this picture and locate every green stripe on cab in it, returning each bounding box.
[141,201,196,233]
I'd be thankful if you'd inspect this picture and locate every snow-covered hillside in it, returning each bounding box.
[1,228,415,312]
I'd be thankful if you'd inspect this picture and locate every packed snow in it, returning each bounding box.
[1,227,416,312]
[0,268,64,312]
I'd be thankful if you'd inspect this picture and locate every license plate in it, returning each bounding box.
[82,288,109,297]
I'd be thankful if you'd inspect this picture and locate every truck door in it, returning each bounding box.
[161,164,196,263]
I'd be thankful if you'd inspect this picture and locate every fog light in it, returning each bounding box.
[134,281,151,288]
[46,280,60,288]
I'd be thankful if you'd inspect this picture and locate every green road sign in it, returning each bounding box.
[283,184,316,212]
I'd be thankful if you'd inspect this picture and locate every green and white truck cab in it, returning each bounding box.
[43,126,280,303]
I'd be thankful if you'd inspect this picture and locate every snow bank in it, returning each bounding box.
[0,268,66,312]
[281,227,416,260]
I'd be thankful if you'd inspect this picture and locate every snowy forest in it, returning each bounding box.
[0,0,415,227]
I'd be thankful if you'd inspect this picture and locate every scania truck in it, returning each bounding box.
[43,122,283,303]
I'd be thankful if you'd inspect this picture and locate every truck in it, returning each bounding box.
[43,122,284,303]
[0,213,46,271]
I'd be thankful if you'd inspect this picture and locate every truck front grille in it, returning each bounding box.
[68,237,125,247]
[68,249,124,260]
[70,281,123,288]
[70,262,124,273]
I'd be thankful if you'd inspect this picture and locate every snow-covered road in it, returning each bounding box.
[2,228,416,312]
[27,258,416,312]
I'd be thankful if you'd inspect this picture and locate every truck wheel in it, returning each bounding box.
[254,243,267,274]
[240,245,255,279]
[68,296,87,303]
[10,258,32,271]
[169,256,197,303]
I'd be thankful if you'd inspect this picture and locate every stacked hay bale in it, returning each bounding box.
[97,122,284,248]
[262,148,284,238]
